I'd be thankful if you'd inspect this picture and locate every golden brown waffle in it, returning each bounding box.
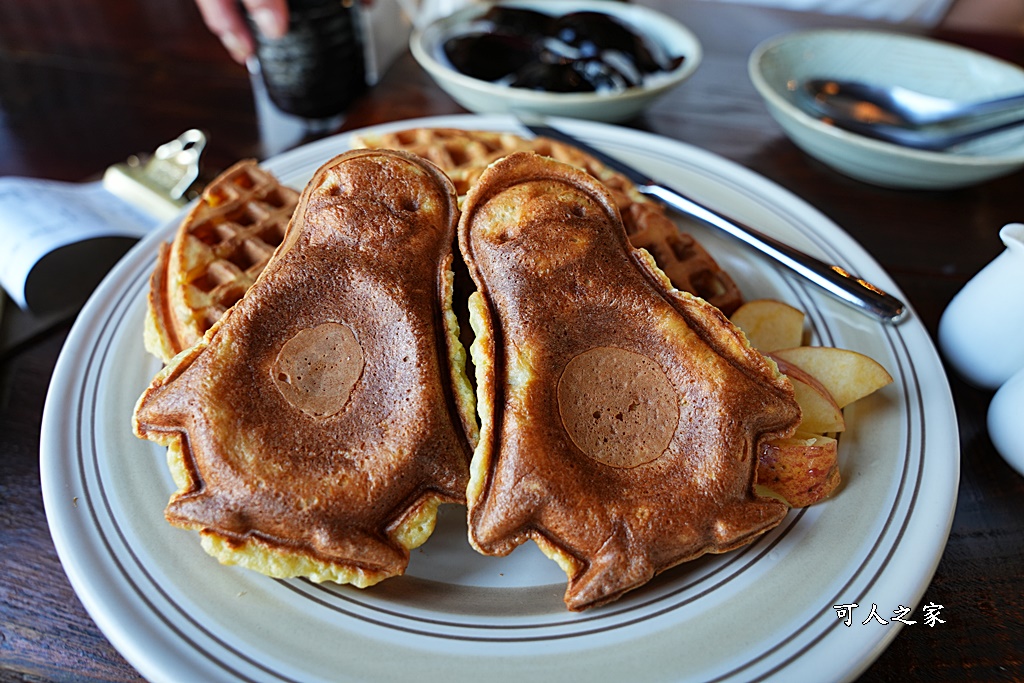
[145,160,300,362]
[458,152,797,610]
[352,128,743,315]
[134,149,472,587]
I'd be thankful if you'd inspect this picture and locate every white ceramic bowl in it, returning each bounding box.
[410,0,701,123]
[749,29,1024,189]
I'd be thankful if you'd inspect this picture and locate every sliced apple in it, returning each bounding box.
[771,346,893,408]
[730,299,805,352]
[758,432,840,507]
[771,354,846,433]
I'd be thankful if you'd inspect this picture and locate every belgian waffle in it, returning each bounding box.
[144,160,300,362]
[352,128,743,315]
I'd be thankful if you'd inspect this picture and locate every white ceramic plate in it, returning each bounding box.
[41,114,958,683]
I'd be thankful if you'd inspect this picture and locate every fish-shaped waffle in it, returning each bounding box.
[133,149,475,586]
[458,152,800,610]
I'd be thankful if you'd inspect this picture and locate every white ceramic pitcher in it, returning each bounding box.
[938,222,1024,390]
[988,364,1024,477]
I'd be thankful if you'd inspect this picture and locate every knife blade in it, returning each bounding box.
[522,121,907,324]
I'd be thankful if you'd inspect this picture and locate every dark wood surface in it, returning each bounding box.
[1,1,1022,681]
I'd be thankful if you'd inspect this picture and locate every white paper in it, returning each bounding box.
[0,177,160,312]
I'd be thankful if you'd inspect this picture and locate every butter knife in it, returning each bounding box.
[522,122,907,324]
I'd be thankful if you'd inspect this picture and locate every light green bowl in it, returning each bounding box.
[750,29,1024,189]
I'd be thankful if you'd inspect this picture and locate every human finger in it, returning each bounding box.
[194,0,257,63]
[239,0,289,40]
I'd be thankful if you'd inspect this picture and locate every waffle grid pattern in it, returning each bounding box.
[146,161,301,361]
[183,165,300,331]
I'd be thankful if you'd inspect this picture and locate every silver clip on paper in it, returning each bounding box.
[102,129,207,221]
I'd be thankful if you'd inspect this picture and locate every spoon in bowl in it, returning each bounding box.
[814,114,1024,151]
[800,78,1024,127]
[796,79,1024,150]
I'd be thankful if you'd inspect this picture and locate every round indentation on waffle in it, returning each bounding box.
[272,322,364,418]
[557,346,678,468]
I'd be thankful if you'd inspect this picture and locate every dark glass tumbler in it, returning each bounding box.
[247,0,368,119]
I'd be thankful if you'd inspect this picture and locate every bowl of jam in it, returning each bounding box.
[411,0,702,122]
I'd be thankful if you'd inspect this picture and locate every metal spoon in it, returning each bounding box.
[816,114,1024,151]
[797,79,1024,150]
[800,78,1024,128]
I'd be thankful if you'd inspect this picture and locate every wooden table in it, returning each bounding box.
[1,1,1021,680]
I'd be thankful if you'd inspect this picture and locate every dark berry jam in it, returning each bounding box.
[442,7,684,94]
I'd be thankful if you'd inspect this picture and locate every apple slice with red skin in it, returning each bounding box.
[771,346,893,409]
[758,432,840,507]
[769,354,846,434]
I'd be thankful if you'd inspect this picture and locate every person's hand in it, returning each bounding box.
[194,0,289,64]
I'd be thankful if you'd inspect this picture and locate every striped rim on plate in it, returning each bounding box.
[41,114,957,683]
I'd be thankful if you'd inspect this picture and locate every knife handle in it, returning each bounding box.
[641,184,907,324]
